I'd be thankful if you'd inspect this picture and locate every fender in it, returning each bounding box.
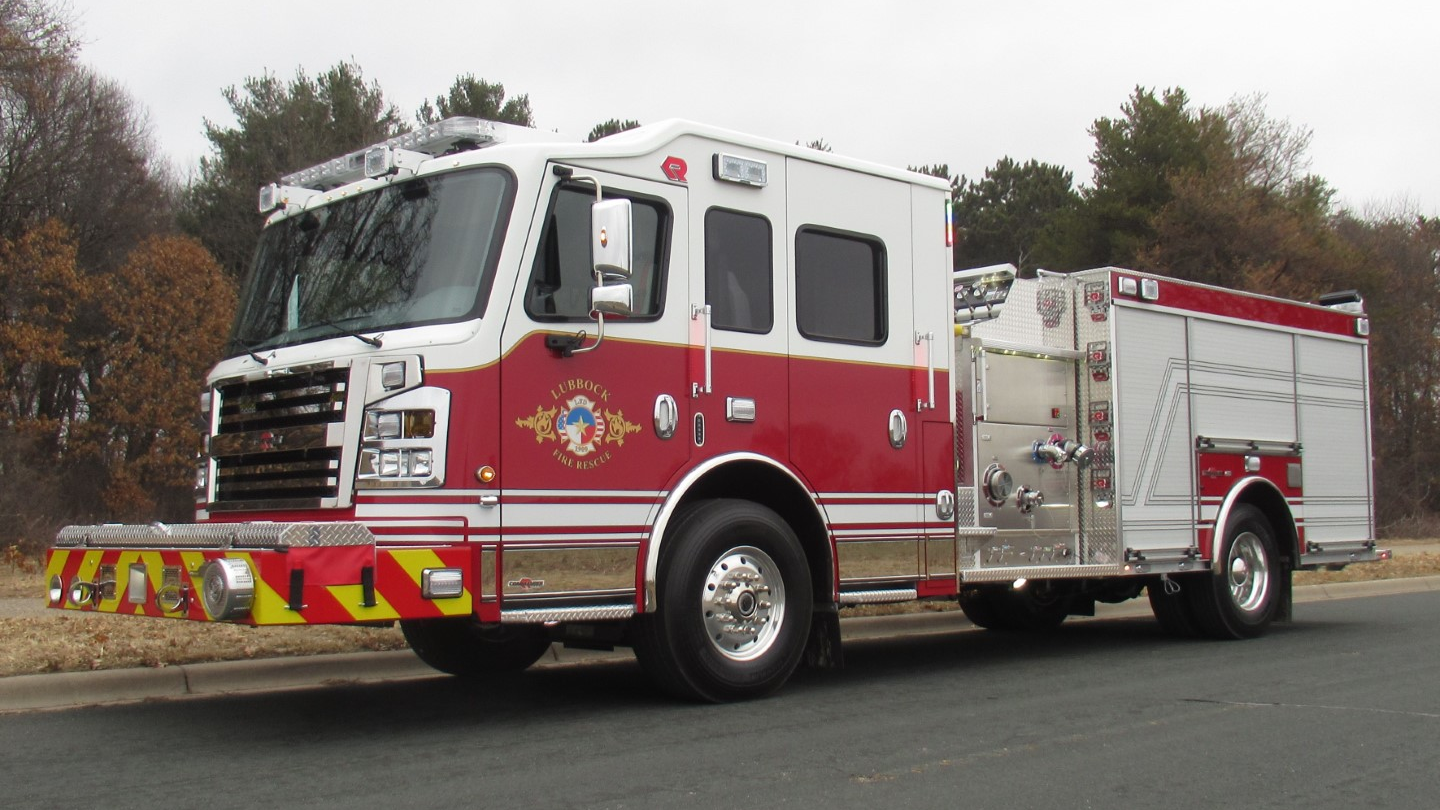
[641,452,830,611]
[1210,475,1294,566]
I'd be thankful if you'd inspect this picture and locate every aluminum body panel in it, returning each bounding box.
[979,350,1075,427]
[1188,319,1297,444]
[1111,306,1197,552]
[972,422,1078,532]
[1294,335,1374,542]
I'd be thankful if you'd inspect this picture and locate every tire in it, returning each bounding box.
[1147,578,1202,638]
[960,584,1069,632]
[400,616,553,678]
[958,586,1011,630]
[1186,504,1283,639]
[632,499,813,702]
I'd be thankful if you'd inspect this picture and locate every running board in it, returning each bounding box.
[838,588,918,605]
[501,604,636,624]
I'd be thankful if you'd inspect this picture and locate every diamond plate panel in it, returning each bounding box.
[1072,268,1122,567]
[968,276,1076,352]
[55,522,376,549]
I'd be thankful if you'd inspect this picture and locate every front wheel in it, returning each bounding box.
[633,499,813,702]
[1187,504,1284,639]
[400,617,553,678]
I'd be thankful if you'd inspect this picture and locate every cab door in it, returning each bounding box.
[686,148,791,467]
[783,159,925,589]
[496,167,690,609]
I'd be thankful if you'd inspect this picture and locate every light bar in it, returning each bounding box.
[278,117,504,192]
[390,117,499,155]
[258,183,321,213]
[714,153,768,186]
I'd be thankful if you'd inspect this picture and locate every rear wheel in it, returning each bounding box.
[400,617,552,678]
[633,499,812,702]
[1187,504,1283,639]
[1147,578,1201,637]
[960,584,1070,632]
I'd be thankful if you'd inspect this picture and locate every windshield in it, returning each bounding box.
[230,167,515,353]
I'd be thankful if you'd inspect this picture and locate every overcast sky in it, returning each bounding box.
[71,0,1437,216]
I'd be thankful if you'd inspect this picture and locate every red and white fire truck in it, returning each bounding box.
[46,117,1382,700]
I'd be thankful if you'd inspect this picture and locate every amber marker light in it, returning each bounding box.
[476,465,497,484]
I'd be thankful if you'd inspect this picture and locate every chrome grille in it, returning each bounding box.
[211,365,349,509]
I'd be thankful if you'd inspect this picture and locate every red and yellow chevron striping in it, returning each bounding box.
[44,546,477,625]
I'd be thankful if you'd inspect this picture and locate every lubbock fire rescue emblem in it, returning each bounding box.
[515,379,642,469]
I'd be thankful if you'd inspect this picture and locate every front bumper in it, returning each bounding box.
[47,523,476,625]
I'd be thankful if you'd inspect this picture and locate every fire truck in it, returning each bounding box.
[46,117,1382,701]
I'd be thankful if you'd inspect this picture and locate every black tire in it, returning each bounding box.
[1186,504,1283,639]
[1147,578,1202,638]
[400,616,553,678]
[960,584,1069,632]
[958,586,1012,630]
[632,499,813,702]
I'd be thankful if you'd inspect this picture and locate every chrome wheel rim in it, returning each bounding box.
[701,545,785,661]
[1227,531,1270,614]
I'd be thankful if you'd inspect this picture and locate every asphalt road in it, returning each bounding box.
[4,590,1438,809]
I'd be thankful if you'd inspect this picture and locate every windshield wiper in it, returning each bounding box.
[226,336,271,365]
[319,319,383,348]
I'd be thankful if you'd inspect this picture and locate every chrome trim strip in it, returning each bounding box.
[500,604,636,624]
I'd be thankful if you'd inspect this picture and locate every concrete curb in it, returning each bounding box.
[4,575,1438,713]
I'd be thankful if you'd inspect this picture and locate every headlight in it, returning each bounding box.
[360,448,435,480]
[364,409,434,440]
[357,387,449,490]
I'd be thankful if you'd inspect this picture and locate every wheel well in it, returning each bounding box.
[671,460,832,603]
[1231,482,1299,570]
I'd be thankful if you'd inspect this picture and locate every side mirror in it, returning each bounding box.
[591,283,634,317]
[592,198,633,278]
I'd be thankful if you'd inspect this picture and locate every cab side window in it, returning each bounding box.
[705,208,773,333]
[527,184,669,321]
[795,227,887,345]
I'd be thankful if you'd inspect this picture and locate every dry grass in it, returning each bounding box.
[0,547,40,599]
[0,614,406,677]
[3,543,1436,678]
[0,546,404,678]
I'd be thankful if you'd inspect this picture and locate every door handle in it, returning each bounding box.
[654,394,678,439]
[888,409,907,449]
